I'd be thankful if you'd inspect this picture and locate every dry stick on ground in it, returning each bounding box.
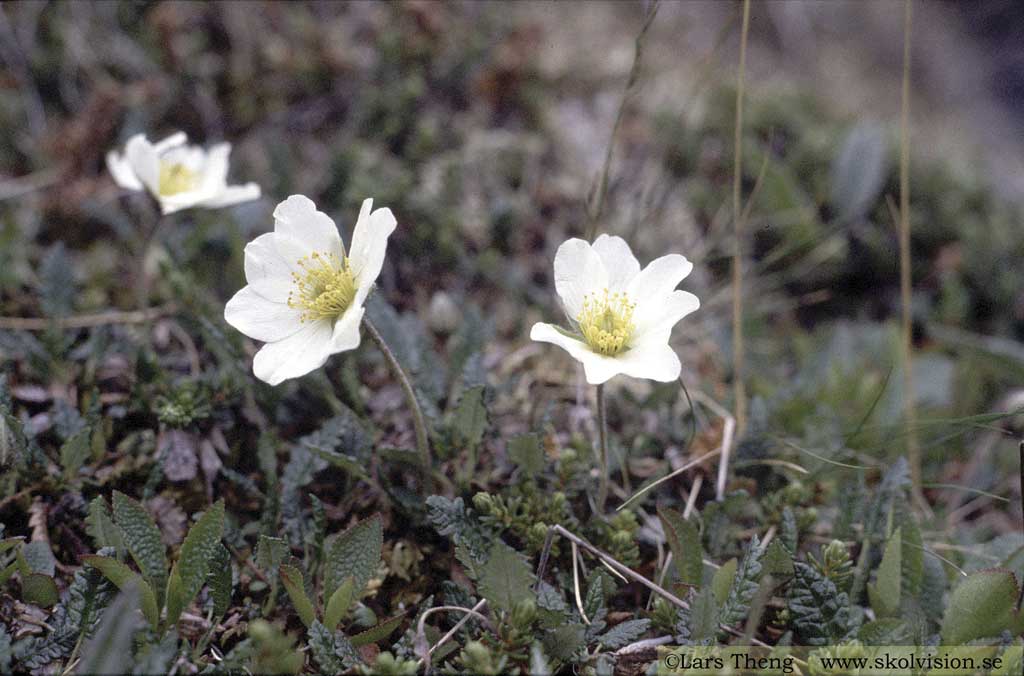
[585,0,660,240]
[416,599,489,668]
[0,304,178,331]
[538,524,773,648]
[731,0,752,438]
[690,389,736,502]
[897,0,928,514]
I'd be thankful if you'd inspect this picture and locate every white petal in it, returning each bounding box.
[634,289,700,338]
[224,285,304,342]
[592,234,640,292]
[124,134,160,195]
[252,320,334,385]
[626,254,693,303]
[348,198,397,304]
[152,132,188,154]
[530,322,622,385]
[106,149,143,191]
[199,183,261,209]
[157,192,205,214]
[200,142,231,188]
[331,302,364,351]
[243,233,302,303]
[614,338,682,382]
[554,238,607,321]
[273,195,343,258]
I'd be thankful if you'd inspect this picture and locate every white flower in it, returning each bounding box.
[106,132,261,214]
[224,195,397,385]
[530,235,699,385]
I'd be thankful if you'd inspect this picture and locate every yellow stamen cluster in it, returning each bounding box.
[287,251,357,323]
[157,161,200,196]
[577,289,636,356]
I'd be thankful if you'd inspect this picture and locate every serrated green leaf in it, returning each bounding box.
[597,618,650,649]
[76,585,140,675]
[686,586,720,643]
[718,536,764,632]
[711,558,736,607]
[323,514,382,601]
[59,427,91,479]
[83,555,159,628]
[21,573,59,607]
[788,561,851,646]
[112,491,167,608]
[324,576,355,632]
[21,541,56,576]
[868,527,902,618]
[507,434,544,478]
[208,544,232,619]
[900,518,924,600]
[85,497,124,556]
[308,620,362,671]
[764,540,794,576]
[585,569,613,622]
[451,385,487,450]
[349,612,405,648]
[541,623,585,661]
[857,618,912,646]
[658,506,703,588]
[280,564,316,627]
[477,541,535,612]
[941,569,1022,644]
[165,500,225,627]
[256,535,288,574]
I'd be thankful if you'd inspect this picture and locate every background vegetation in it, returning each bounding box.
[1,2,1023,674]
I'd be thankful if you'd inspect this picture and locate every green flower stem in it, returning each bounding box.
[363,316,432,472]
[596,383,609,514]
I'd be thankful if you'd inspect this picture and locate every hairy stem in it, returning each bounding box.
[363,316,432,472]
[596,383,610,514]
[731,0,751,437]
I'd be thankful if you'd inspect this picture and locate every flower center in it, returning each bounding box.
[577,289,636,356]
[287,251,357,322]
[157,161,200,196]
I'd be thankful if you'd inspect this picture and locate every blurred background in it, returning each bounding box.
[2,0,1024,544]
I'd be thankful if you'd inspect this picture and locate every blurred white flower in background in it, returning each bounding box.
[106,132,261,214]
[531,234,699,385]
[225,195,396,385]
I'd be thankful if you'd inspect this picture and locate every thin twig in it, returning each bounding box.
[684,473,703,518]
[545,525,692,608]
[415,599,489,668]
[363,316,432,473]
[617,448,722,512]
[539,525,771,648]
[731,0,752,437]
[0,304,178,331]
[571,541,590,625]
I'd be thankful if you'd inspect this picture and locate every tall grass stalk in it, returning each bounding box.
[731,0,751,436]
[585,0,660,240]
[898,0,924,506]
